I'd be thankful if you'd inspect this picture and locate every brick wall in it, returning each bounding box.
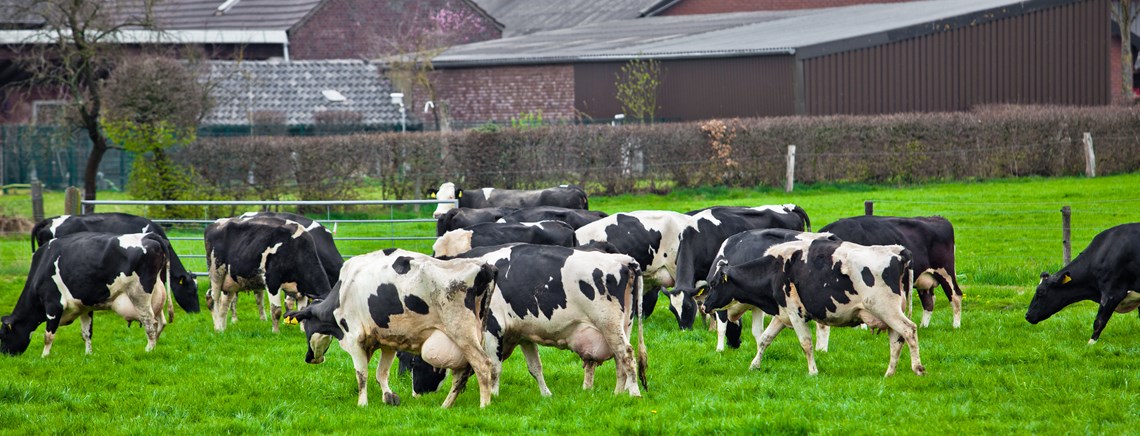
[658,0,914,15]
[290,0,500,60]
[433,65,576,125]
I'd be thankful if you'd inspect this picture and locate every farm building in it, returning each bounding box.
[431,0,1111,125]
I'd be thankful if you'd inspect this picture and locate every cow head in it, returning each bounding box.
[285,284,344,364]
[170,271,200,313]
[699,267,738,316]
[399,352,449,397]
[1026,271,1094,324]
[431,183,462,219]
[0,315,32,356]
[664,286,700,330]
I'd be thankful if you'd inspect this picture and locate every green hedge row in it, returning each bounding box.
[180,105,1140,200]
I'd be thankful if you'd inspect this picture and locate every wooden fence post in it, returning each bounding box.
[64,186,81,216]
[31,180,44,223]
[1083,133,1096,178]
[864,200,874,216]
[785,145,796,193]
[1061,205,1072,264]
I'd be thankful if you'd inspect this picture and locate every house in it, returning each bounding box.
[430,0,1110,125]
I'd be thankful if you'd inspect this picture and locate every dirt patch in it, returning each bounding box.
[0,216,33,234]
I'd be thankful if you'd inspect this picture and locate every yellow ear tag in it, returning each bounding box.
[457,191,463,198]
[284,316,298,325]
[1061,275,1072,284]
[721,273,728,284]
[429,192,436,199]
[695,287,706,297]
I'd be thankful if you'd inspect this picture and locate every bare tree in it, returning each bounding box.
[1114,0,1138,103]
[9,0,158,212]
[615,57,662,123]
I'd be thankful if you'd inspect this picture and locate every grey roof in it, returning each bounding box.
[147,0,323,31]
[473,0,657,37]
[201,60,402,126]
[438,0,1073,66]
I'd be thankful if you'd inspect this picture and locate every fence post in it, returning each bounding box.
[31,180,44,223]
[64,186,81,215]
[864,200,874,216]
[785,145,796,193]
[1082,132,1096,178]
[1061,205,1071,264]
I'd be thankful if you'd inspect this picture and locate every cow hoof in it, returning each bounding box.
[884,369,896,377]
[913,365,926,376]
[1087,339,1098,345]
[384,392,401,406]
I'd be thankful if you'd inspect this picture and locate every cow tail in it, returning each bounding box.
[30,218,49,253]
[634,264,648,392]
[162,237,174,324]
[793,205,812,232]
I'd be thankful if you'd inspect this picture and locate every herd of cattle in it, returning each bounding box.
[2,182,1138,408]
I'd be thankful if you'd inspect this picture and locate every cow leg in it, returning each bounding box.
[375,348,401,406]
[815,322,830,352]
[228,293,239,324]
[885,329,903,377]
[751,317,785,370]
[880,312,924,376]
[582,361,598,390]
[642,287,660,318]
[917,288,935,328]
[715,315,728,352]
[127,288,161,352]
[442,366,473,409]
[256,289,267,321]
[212,291,237,332]
[519,342,552,397]
[786,312,818,375]
[454,335,496,408]
[346,343,375,406]
[267,290,283,333]
[601,330,640,397]
[80,311,94,355]
[1090,293,1128,344]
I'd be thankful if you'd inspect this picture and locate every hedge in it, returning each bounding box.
[179,105,1140,200]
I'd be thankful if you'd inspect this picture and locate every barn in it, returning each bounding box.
[432,0,1110,125]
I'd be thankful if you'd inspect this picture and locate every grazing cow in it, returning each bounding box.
[429,183,589,218]
[700,238,923,376]
[405,244,647,398]
[1026,223,1140,344]
[207,212,344,323]
[1,232,171,356]
[433,221,577,257]
[284,249,498,408]
[700,230,840,359]
[30,213,199,313]
[498,206,608,230]
[820,216,963,328]
[436,207,516,237]
[666,205,811,330]
[204,216,332,333]
[575,210,693,317]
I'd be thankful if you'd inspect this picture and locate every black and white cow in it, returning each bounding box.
[1026,223,1140,344]
[575,211,692,317]
[206,212,344,323]
[700,238,924,376]
[204,216,332,333]
[30,213,199,314]
[1,232,171,356]
[429,183,589,218]
[498,206,608,230]
[405,244,647,398]
[436,207,517,237]
[433,221,577,257]
[284,249,498,408]
[701,230,840,360]
[666,205,811,330]
[820,215,963,328]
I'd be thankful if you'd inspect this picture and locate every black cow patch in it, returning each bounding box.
[404,295,430,314]
[884,256,904,295]
[861,267,876,287]
[382,248,398,255]
[578,279,595,300]
[393,256,413,274]
[367,283,404,328]
[486,245,571,319]
[604,214,663,271]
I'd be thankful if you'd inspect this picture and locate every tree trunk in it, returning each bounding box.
[1119,1,1135,102]
[82,128,108,214]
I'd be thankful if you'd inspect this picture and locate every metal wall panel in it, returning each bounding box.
[803,0,1110,115]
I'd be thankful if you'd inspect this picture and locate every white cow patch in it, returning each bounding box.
[752,205,794,214]
[482,188,495,198]
[49,216,70,238]
[118,233,148,253]
[283,220,305,238]
[261,242,284,270]
[689,210,722,228]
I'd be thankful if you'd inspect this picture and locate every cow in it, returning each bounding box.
[436,207,517,237]
[206,212,344,323]
[497,206,608,230]
[429,183,589,218]
[699,238,923,376]
[204,216,332,333]
[30,213,199,314]
[404,243,647,398]
[283,249,498,408]
[1,232,171,357]
[665,205,811,330]
[820,215,963,328]
[1026,223,1140,344]
[432,221,577,257]
[700,229,840,359]
[575,210,693,317]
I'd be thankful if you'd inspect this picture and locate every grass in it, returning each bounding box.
[1,173,1139,433]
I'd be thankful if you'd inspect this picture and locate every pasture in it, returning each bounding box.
[1,173,1138,433]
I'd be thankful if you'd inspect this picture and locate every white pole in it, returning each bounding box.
[1083,132,1096,177]
[785,145,796,193]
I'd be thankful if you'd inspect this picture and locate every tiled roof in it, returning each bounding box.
[149,0,323,31]
[201,60,403,126]
[473,0,657,36]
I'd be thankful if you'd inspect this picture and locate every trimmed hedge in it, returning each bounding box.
[180,105,1140,200]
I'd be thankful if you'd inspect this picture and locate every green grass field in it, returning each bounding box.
[1,174,1138,433]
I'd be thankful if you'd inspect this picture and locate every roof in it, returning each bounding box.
[473,0,657,37]
[201,60,403,127]
[148,0,323,31]
[437,0,1079,67]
